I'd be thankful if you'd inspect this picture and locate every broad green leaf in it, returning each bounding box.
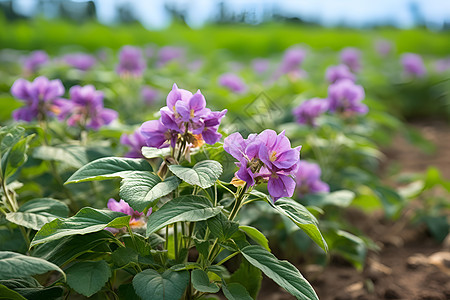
[191,269,220,293]
[146,196,222,236]
[0,228,27,253]
[6,198,69,230]
[228,258,262,299]
[0,251,64,280]
[0,277,64,300]
[272,198,327,252]
[32,231,115,266]
[222,282,253,300]
[65,157,152,184]
[117,283,140,300]
[303,190,355,208]
[33,145,108,168]
[132,269,189,300]
[0,284,27,300]
[0,126,25,156]
[169,160,222,189]
[112,247,139,268]
[30,208,131,247]
[373,186,404,219]
[119,173,180,211]
[328,230,367,271]
[2,134,34,179]
[240,245,318,300]
[207,213,239,241]
[239,225,270,252]
[66,260,111,297]
[141,147,171,159]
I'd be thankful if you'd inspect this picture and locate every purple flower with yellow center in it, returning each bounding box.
[224,130,301,201]
[140,119,178,149]
[340,47,361,72]
[141,85,159,105]
[60,85,118,130]
[11,76,67,122]
[325,64,355,83]
[121,130,147,158]
[295,161,329,197]
[292,98,329,127]
[218,73,247,94]
[401,53,426,78]
[116,46,146,77]
[23,50,48,74]
[327,79,368,115]
[106,199,152,234]
[63,53,97,71]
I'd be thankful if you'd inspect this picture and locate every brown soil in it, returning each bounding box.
[257,121,450,300]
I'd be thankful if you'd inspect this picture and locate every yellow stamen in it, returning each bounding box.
[270,151,277,162]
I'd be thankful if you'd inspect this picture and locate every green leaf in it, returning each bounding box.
[112,247,139,268]
[6,198,69,230]
[66,260,111,297]
[169,160,222,189]
[222,282,253,300]
[132,269,189,300]
[141,147,171,159]
[303,190,355,208]
[239,225,270,252]
[192,269,220,293]
[229,258,262,299]
[207,213,239,241]
[0,251,64,280]
[119,174,180,212]
[373,186,404,219]
[0,277,64,300]
[239,245,318,300]
[2,134,34,179]
[32,231,115,266]
[146,196,222,236]
[65,157,152,184]
[33,145,108,168]
[272,198,327,252]
[0,284,27,300]
[30,207,131,247]
[0,126,25,156]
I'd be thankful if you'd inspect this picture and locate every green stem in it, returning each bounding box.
[1,180,17,211]
[174,223,179,261]
[127,226,142,272]
[216,251,239,266]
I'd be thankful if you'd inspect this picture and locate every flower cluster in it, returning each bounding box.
[11,76,66,122]
[218,73,247,94]
[116,46,146,77]
[141,85,159,105]
[327,79,367,115]
[292,98,329,127]
[63,53,97,71]
[23,50,48,74]
[106,199,151,234]
[325,64,355,83]
[58,85,118,130]
[279,46,306,74]
[295,161,329,197]
[401,53,426,78]
[224,130,301,201]
[140,84,227,149]
[157,46,185,67]
[340,47,361,72]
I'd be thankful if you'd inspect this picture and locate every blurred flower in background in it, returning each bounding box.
[63,53,97,71]
[218,73,247,94]
[325,64,356,83]
[116,45,146,77]
[340,47,361,72]
[23,50,48,74]
[295,161,329,197]
[293,98,329,127]
[401,53,426,78]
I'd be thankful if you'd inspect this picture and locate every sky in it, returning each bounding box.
[8,0,450,30]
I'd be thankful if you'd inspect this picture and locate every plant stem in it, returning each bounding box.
[174,222,179,261]
[216,251,239,266]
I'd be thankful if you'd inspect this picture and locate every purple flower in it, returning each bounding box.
[141,85,159,105]
[121,130,147,158]
[106,198,151,233]
[293,98,329,126]
[116,46,146,77]
[295,161,329,196]
[60,85,118,130]
[63,53,97,71]
[279,46,306,74]
[224,130,301,201]
[11,76,66,122]
[157,46,184,67]
[23,50,48,74]
[140,84,227,149]
[401,53,426,78]
[252,58,270,74]
[340,47,361,72]
[218,73,247,94]
[375,40,392,57]
[188,59,203,72]
[325,65,355,83]
[327,79,368,115]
